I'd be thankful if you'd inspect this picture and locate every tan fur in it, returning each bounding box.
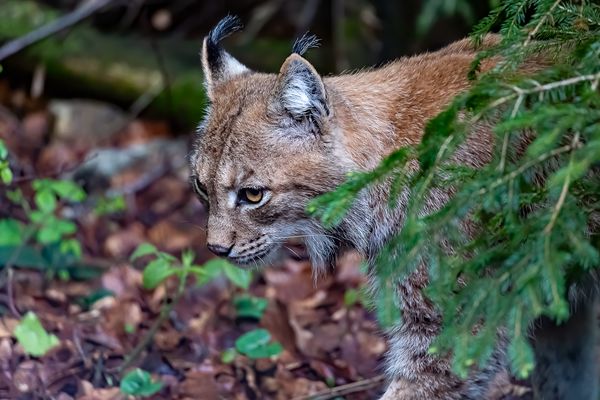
[191,34,525,399]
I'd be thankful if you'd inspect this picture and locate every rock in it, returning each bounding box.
[49,99,127,146]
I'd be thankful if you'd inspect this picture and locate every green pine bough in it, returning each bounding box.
[310,0,600,379]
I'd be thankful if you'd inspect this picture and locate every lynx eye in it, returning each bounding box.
[239,188,264,204]
[191,177,208,202]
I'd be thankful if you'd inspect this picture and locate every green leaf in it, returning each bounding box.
[236,329,271,352]
[235,328,283,359]
[49,180,86,202]
[221,348,237,364]
[142,258,176,289]
[14,311,60,356]
[59,239,82,259]
[0,166,12,185]
[222,262,253,289]
[6,189,24,204]
[234,295,268,319]
[0,219,24,246]
[28,210,45,224]
[55,219,77,235]
[344,288,359,307]
[130,243,157,261]
[120,368,163,397]
[181,249,195,267]
[36,218,76,244]
[124,323,136,334]
[0,140,7,159]
[34,189,56,213]
[94,194,126,215]
[201,258,228,277]
[244,341,283,359]
[36,225,62,244]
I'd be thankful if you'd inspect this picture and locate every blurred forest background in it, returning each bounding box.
[0,1,530,400]
[0,0,497,128]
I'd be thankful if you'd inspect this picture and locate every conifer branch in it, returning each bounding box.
[477,142,577,196]
[315,0,600,378]
[524,0,563,47]
[543,131,580,234]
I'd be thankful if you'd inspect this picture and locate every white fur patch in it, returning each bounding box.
[221,53,249,80]
[281,75,313,117]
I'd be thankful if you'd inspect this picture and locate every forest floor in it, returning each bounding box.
[0,82,532,400]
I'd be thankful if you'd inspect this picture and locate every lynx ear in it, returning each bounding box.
[201,16,249,99]
[277,53,329,122]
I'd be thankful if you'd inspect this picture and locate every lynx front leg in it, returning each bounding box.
[379,268,505,400]
[381,320,464,400]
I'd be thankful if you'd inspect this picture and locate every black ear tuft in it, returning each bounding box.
[208,15,243,49]
[292,32,320,56]
[205,15,243,67]
[202,15,249,98]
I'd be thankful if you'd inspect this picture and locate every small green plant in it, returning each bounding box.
[120,368,163,397]
[131,243,284,365]
[0,139,12,184]
[121,244,257,373]
[14,311,60,357]
[94,194,126,216]
[0,174,87,276]
[234,294,268,319]
[234,328,283,359]
[131,244,252,291]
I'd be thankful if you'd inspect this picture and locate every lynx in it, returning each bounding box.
[189,16,597,400]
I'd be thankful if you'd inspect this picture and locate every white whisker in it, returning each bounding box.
[283,245,301,259]
[273,233,338,240]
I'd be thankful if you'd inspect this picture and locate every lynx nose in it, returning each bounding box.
[207,243,233,257]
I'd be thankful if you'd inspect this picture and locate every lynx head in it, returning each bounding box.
[190,16,355,270]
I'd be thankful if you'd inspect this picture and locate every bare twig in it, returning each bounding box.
[6,269,19,318]
[73,328,92,369]
[0,0,117,61]
[293,374,385,400]
[518,72,600,94]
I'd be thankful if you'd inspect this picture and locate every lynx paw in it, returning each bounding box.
[378,379,412,400]
[378,378,462,400]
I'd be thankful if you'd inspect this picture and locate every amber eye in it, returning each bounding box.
[239,188,263,204]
